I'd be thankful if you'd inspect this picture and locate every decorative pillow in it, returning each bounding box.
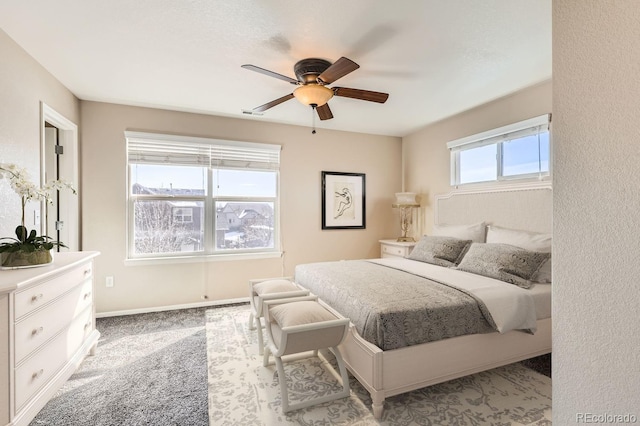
[432,222,486,243]
[486,225,552,283]
[408,235,472,267]
[253,279,298,295]
[456,243,550,289]
[269,301,336,328]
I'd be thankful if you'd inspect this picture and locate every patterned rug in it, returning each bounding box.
[206,305,552,425]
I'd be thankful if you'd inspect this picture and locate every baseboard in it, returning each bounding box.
[96,297,250,318]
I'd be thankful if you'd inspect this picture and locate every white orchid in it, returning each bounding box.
[0,164,75,204]
[0,163,76,251]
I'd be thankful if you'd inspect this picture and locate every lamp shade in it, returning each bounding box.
[395,192,418,205]
[293,84,334,107]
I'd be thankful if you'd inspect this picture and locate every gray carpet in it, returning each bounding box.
[30,307,209,426]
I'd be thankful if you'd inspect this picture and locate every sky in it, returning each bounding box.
[130,165,276,197]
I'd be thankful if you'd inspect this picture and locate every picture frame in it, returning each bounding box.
[321,171,366,229]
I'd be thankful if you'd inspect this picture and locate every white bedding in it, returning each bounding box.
[527,282,552,320]
[369,258,541,333]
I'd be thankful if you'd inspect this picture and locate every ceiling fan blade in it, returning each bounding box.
[333,87,389,103]
[241,64,299,85]
[317,57,360,84]
[316,103,333,121]
[252,93,295,112]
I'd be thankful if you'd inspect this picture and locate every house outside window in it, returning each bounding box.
[126,132,280,260]
[172,207,194,224]
[448,114,551,186]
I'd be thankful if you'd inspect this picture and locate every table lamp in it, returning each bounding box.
[392,192,420,242]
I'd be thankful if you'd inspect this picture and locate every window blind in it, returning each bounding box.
[125,131,281,170]
[447,114,551,152]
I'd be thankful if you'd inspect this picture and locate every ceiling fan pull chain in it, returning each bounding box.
[311,105,317,134]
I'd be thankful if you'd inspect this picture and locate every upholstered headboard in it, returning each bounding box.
[434,183,552,234]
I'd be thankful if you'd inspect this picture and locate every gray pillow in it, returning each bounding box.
[408,235,472,267]
[456,243,550,289]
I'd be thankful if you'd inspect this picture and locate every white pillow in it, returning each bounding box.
[432,222,486,243]
[486,225,552,283]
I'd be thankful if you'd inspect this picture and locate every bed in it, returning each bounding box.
[294,184,552,419]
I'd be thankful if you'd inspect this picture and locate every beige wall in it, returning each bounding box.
[402,80,552,237]
[553,1,640,422]
[81,102,401,313]
[0,29,80,238]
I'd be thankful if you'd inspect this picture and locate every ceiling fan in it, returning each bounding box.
[241,57,389,121]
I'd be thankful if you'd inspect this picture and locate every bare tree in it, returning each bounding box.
[241,212,273,248]
[134,201,200,254]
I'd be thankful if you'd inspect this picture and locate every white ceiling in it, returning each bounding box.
[0,1,551,137]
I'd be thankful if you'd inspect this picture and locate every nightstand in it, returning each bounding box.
[379,239,417,259]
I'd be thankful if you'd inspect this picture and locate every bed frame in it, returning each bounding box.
[321,183,553,419]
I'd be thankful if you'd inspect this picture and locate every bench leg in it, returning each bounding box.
[332,347,351,398]
[255,315,265,355]
[248,311,255,330]
[263,345,271,367]
[275,355,291,413]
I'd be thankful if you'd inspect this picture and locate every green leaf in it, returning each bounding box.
[15,225,27,242]
[3,226,66,252]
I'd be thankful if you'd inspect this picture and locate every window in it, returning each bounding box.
[126,132,280,259]
[448,114,551,186]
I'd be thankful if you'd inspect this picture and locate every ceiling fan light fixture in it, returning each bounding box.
[293,84,333,107]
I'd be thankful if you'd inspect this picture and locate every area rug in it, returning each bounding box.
[207,305,552,425]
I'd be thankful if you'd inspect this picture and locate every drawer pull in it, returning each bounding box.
[83,292,92,300]
[31,327,44,336]
[84,322,91,330]
[31,293,44,303]
[32,369,44,380]
[84,268,92,276]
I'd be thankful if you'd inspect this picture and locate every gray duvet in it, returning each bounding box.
[294,260,495,350]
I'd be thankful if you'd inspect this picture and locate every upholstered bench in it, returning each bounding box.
[263,296,351,413]
[248,277,309,355]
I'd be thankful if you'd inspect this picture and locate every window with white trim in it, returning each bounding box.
[126,132,280,259]
[448,114,551,186]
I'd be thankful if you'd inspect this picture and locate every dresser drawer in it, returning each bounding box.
[14,306,93,410]
[14,262,93,319]
[14,278,93,363]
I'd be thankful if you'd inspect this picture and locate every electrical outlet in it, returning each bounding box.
[106,276,114,288]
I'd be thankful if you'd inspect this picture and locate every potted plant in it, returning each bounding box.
[0,163,76,269]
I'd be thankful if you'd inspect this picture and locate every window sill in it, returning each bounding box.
[124,251,282,266]
[451,176,551,191]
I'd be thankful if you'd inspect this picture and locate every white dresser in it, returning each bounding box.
[379,239,417,259]
[0,251,100,426]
